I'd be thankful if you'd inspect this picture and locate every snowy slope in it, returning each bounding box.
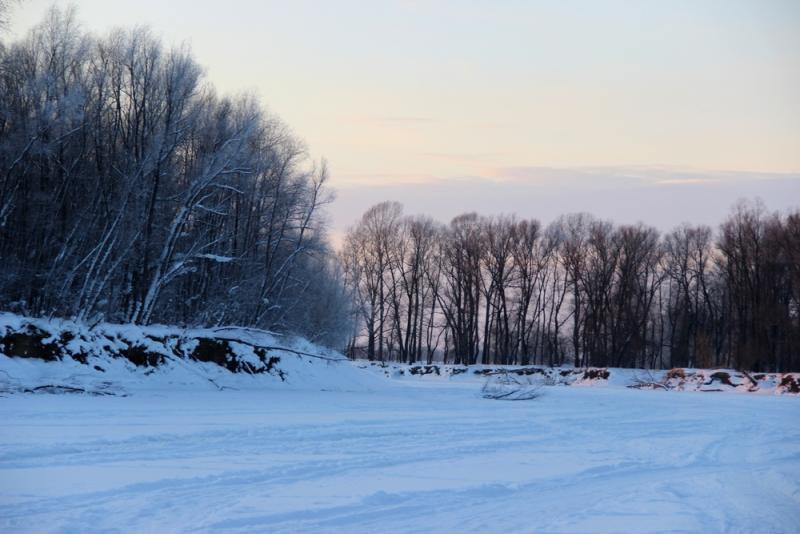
[0,313,379,395]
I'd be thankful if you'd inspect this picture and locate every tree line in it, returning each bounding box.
[2,8,798,371]
[341,200,800,372]
[0,8,350,346]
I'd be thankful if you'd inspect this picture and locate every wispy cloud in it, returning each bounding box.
[334,172,440,186]
[654,178,723,186]
[351,115,437,125]
[485,165,800,190]
[329,166,800,240]
[423,152,506,163]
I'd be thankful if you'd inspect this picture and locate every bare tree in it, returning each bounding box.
[340,201,799,372]
[439,214,484,365]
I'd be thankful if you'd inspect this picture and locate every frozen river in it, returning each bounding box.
[1,381,799,533]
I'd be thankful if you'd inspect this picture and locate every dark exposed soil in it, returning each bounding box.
[583,368,610,380]
[119,343,165,367]
[707,371,735,387]
[780,375,800,394]
[0,326,62,361]
[191,338,237,372]
[409,365,441,376]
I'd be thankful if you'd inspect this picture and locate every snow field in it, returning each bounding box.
[1,378,799,533]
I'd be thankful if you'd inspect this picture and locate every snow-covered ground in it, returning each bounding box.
[2,376,799,533]
[0,312,375,395]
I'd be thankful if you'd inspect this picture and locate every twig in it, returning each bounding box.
[210,336,346,362]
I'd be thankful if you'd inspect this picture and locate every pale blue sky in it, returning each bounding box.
[9,1,800,234]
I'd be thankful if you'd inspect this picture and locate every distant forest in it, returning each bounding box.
[1,9,798,372]
[341,200,800,372]
[0,8,350,346]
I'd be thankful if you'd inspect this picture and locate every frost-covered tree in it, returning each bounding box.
[0,8,348,345]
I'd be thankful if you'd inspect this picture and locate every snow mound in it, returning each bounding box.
[0,313,378,395]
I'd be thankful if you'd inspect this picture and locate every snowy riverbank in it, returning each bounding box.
[358,361,800,396]
[0,313,378,395]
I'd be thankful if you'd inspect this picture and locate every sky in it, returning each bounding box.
[8,0,800,238]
